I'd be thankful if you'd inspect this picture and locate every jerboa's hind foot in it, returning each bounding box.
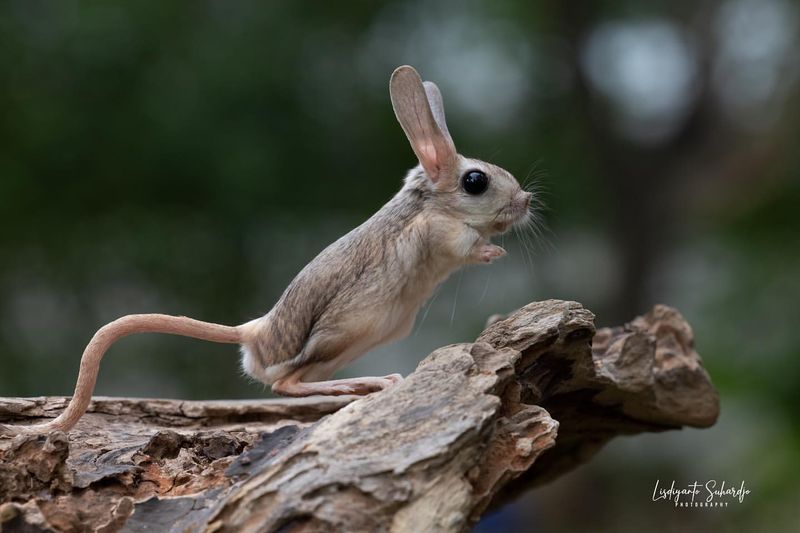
[271,373,403,397]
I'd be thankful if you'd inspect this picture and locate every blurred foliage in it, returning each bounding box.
[1,1,798,531]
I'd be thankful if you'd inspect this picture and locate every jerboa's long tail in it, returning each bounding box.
[0,314,241,436]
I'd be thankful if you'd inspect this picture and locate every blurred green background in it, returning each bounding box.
[1,1,798,531]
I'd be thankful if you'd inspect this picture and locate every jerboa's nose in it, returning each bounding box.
[517,191,532,209]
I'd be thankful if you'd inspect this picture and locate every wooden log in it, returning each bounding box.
[0,300,719,532]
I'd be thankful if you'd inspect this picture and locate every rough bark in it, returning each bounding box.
[0,300,719,533]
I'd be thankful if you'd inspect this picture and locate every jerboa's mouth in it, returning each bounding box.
[490,204,529,234]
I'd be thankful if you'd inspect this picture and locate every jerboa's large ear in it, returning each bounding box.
[390,66,457,183]
[423,81,451,139]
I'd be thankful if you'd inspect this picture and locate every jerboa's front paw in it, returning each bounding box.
[472,244,506,263]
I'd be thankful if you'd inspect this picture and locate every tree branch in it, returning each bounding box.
[0,300,719,532]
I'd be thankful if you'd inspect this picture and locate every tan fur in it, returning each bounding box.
[1,65,532,435]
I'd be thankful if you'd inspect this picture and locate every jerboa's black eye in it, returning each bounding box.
[461,170,489,195]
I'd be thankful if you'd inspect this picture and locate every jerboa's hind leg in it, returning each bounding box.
[272,342,403,396]
[265,317,407,397]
